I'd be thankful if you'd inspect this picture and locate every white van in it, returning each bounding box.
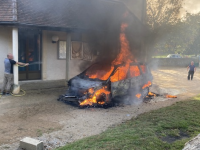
[167,54,182,58]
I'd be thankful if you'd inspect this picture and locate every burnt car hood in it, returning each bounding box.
[69,76,103,90]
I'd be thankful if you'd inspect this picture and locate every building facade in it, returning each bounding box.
[0,0,146,93]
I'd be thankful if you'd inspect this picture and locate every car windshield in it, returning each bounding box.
[85,63,114,80]
[84,63,144,82]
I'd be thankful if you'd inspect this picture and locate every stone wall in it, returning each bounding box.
[150,58,199,68]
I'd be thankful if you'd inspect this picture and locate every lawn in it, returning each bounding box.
[57,95,200,150]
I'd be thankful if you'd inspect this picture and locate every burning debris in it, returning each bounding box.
[165,95,177,98]
[146,92,159,99]
[58,15,154,107]
[144,92,177,103]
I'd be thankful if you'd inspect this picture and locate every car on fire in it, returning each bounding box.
[58,62,153,107]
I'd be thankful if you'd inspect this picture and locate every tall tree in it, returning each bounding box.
[146,0,183,57]
[147,0,183,30]
[153,12,200,55]
[186,13,200,55]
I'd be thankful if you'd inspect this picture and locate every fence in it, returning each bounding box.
[150,58,199,68]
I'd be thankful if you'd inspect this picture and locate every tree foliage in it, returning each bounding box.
[147,0,183,30]
[146,0,200,56]
[146,0,183,56]
[185,13,200,55]
[154,13,200,55]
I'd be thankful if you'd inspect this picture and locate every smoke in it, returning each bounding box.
[113,90,144,106]
[78,9,146,71]
[123,96,143,105]
[18,0,146,70]
[20,0,150,107]
[70,76,102,90]
[76,8,149,107]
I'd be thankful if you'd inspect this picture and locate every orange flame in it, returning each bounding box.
[80,87,110,106]
[110,23,134,82]
[148,92,156,97]
[142,81,152,89]
[86,23,137,83]
[86,66,114,81]
[88,88,94,94]
[166,95,177,98]
[130,66,140,77]
[80,20,148,106]
[140,65,146,73]
[136,93,141,99]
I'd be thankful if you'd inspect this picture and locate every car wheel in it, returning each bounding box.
[97,92,111,105]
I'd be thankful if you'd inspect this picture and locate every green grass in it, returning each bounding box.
[57,95,200,150]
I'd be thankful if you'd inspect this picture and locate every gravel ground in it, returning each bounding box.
[0,67,199,150]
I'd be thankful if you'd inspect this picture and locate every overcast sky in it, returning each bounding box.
[181,0,200,16]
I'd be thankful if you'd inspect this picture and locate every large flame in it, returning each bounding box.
[81,21,150,106]
[86,23,137,82]
[80,87,110,106]
[110,23,134,82]
[86,65,114,81]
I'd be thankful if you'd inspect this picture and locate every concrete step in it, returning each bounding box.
[19,79,67,90]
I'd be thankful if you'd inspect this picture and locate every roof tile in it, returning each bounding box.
[17,0,126,30]
[0,0,14,21]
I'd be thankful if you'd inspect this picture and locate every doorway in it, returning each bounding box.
[18,28,42,80]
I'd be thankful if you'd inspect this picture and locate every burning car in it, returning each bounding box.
[58,19,153,107]
[58,62,153,107]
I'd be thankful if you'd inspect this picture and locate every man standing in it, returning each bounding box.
[187,61,196,80]
[1,53,29,95]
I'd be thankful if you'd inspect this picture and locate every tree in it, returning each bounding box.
[147,0,183,30]
[146,0,183,57]
[184,13,200,55]
[153,12,200,55]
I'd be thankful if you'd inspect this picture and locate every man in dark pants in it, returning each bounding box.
[187,61,196,80]
[1,53,29,95]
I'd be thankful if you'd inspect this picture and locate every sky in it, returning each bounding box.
[181,0,200,16]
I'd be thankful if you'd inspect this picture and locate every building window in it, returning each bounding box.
[71,33,92,61]
[71,41,83,59]
[83,42,92,61]
[58,41,66,59]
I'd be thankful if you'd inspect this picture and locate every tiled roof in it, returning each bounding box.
[0,0,16,22]
[0,0,142,31]
[17,0,127,30]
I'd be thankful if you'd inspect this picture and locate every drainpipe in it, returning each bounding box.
[12,27,20,94]
[66,33,71,85]
[12,0,17,21]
